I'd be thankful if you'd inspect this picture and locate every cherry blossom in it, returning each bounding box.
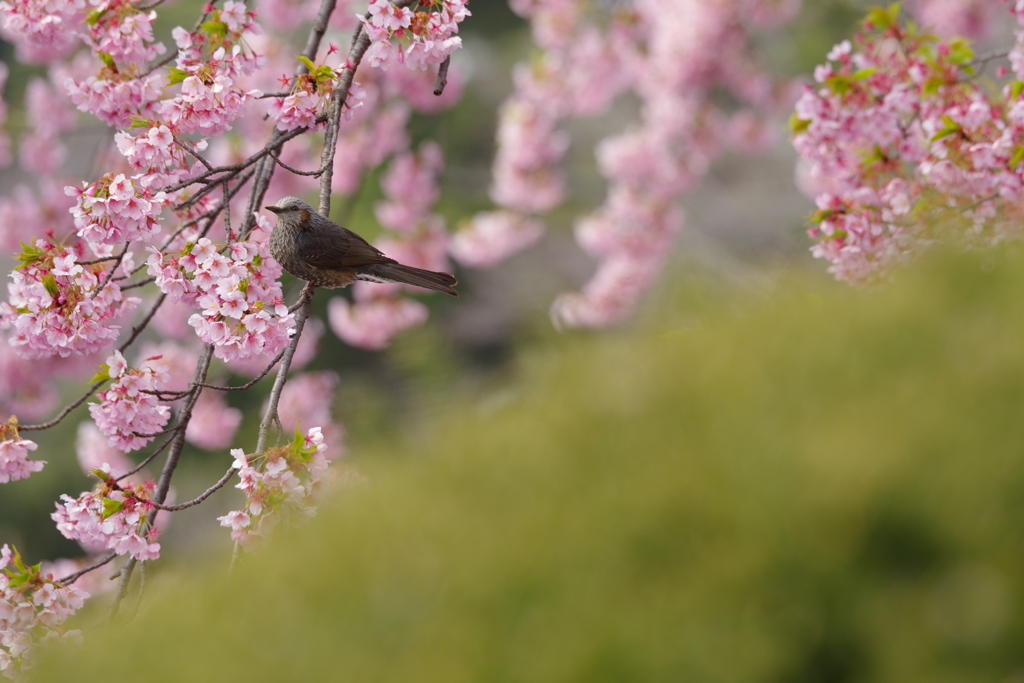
[0,419,43,484]
[0,240,139,358]
[148,236,295,362]
[1,544,89,681]
[67,173,167,247]
[450,210,544,268]
[218,426,330,547]
[88,350,171,453]
[52,473,162,561]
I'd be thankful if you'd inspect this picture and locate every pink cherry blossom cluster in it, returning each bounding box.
[217,427,330,547]
[0,240,138,358]
[0,419,42,484]
[361,0,470,71]
[492,0,795,327]
[450,211,544,269]
[792,4,1024,283]
[84,1,165,66]
[115,121,203,189]
[67,173,167,246]
[1,544,89,680]
[267,57,366,132]
[147,236,295,362]
[52,473,162,561]
[88,350,171,453]
[156,3,265,136]
[66,68,164,129]
[329,142,448,349]
[0,0,84,61]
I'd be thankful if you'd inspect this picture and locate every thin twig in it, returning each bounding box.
[131,422,183,439]
[177,136,215,172]
[120,276,157,291]
[271,152,325,177]
[150,465,236,511]
[108,344,213,619]
[255,286,314,454]
[434,55,450,96]
[19,380,105,432]
[197,347,288,391]
[90,243,130,299]
[56,552,117,586]
[118,292,166,353]
[117,434,176,481]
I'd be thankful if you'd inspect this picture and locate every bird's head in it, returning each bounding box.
[265,196,315,229]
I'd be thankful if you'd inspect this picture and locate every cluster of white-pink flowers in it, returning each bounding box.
[0,240,138,358]
[217,427,330,548]
[115,120,202,189]
[147,235,295,362]
[267,48,368,132]
[361,0,469,71]
[52,473,162,561]
[0,0,85,59]
[328,142,448,349]
[88,350,170,453]
[84,0,165,65]
[791,4,1024,283]
[0,419,42,484]
[1,544,89,681]
[67,173,167,246]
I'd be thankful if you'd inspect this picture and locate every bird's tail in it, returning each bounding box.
[361,263,459,297]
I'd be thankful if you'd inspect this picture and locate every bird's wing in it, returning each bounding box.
[297,224,394,269]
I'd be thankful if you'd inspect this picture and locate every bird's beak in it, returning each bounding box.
[265,206,282,214]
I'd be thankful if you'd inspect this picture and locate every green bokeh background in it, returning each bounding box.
[38,248,1024,682]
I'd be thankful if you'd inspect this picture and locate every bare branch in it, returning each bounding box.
[19,380,105,432]
[434,55,451,96]
[56,552,117,586]
[256,286,314,454]
[150,465,236,511]
[118,292,166,353]
[117,434,177,482]
[271,152,325,177]
[197,346,288,391]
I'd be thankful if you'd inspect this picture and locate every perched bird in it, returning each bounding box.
[265,196,458,296]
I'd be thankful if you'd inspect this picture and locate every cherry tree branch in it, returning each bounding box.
[150,465,236,511]
[56,552,118,586]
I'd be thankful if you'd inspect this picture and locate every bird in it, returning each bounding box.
[265,196,458,296]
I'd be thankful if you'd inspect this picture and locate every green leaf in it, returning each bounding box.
[947,38,974,65]
[202,20,228,38]
[923,77,944,97]
[98,51,115,69]
[930,127,960,142]
[1010,147,1024,169]
[90,364,111,384]
[297,55,317,72]
[825,74,854,96]
[15,241,43,268]
[789,113,811,135]
[41,274,59,298]
[853,68,879,81]
[166,67,189,86]
[85,7,108,26]
[1011,80,1024,101]
[293,423,304,454]
[101,498,124,520]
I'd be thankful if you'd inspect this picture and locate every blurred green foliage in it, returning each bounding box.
[38,247,1024,681]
